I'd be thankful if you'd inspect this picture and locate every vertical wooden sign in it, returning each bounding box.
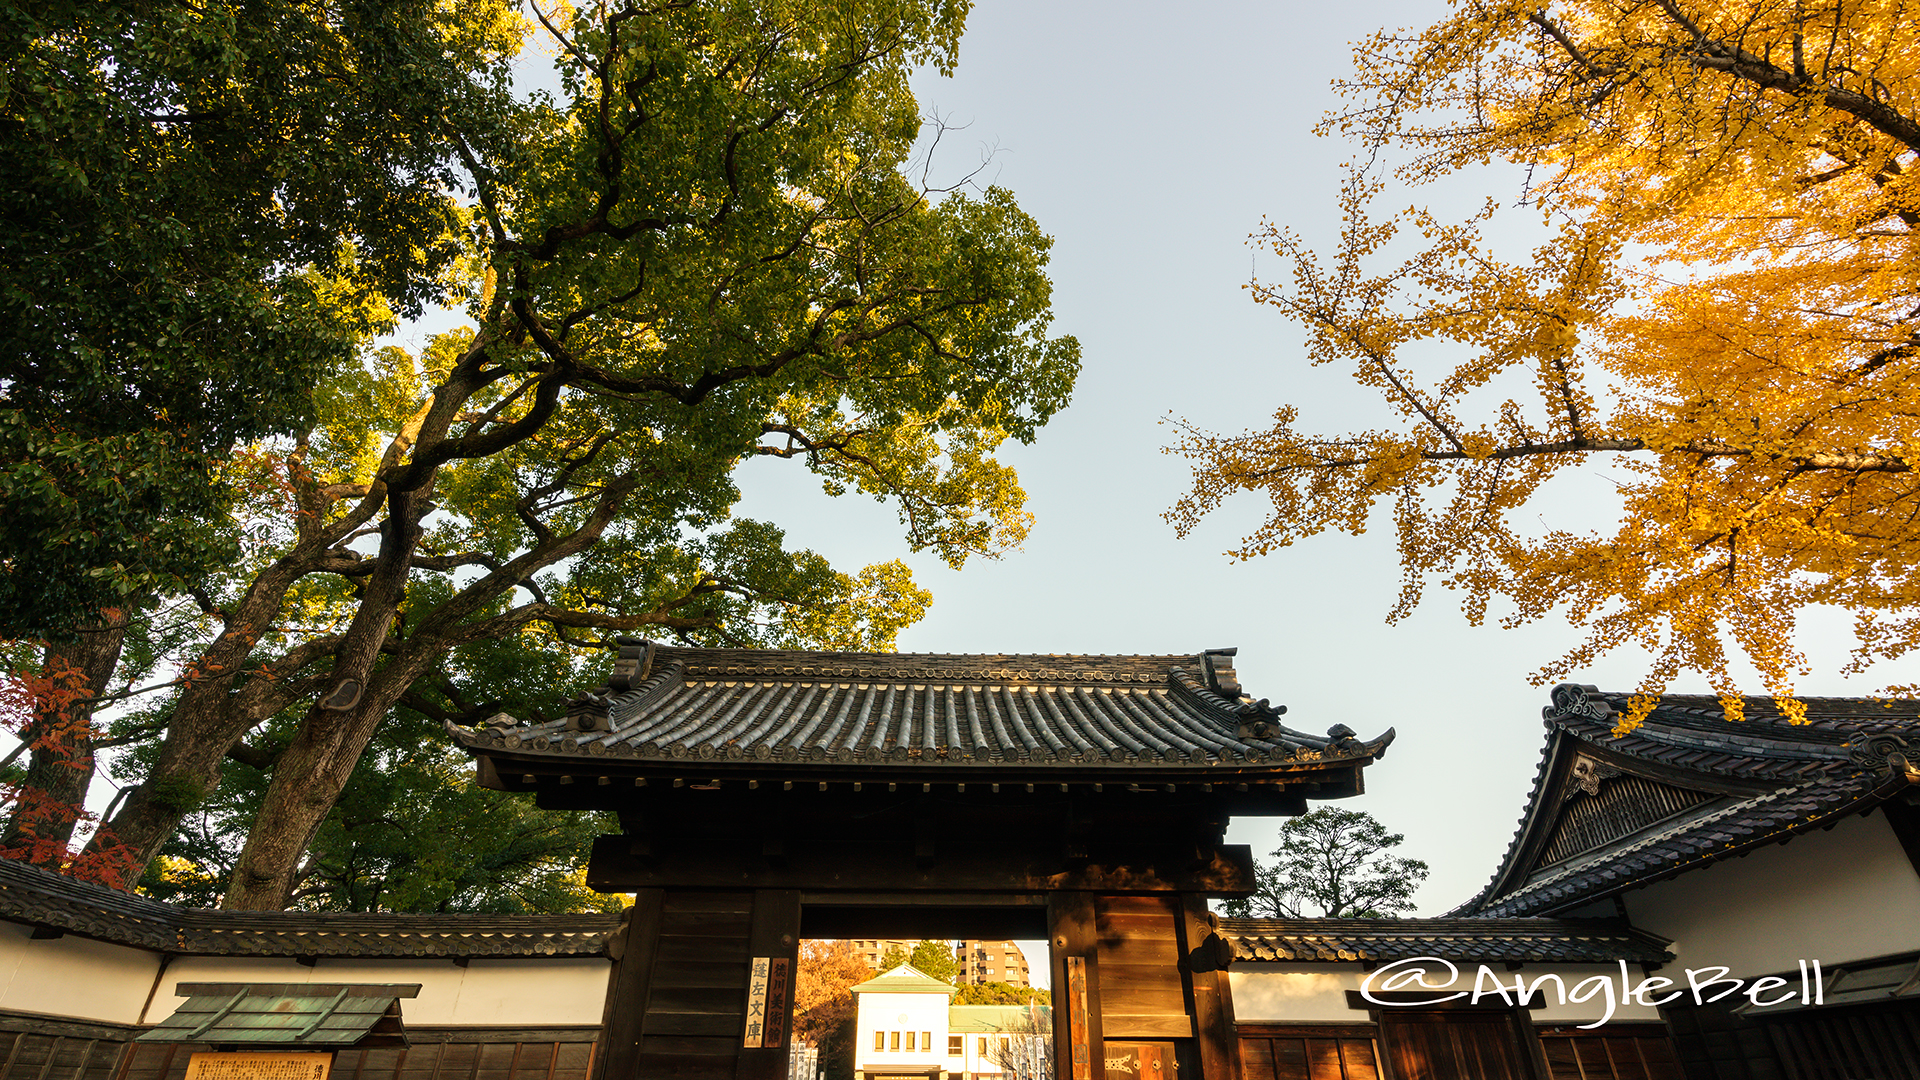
[743,956,771,1048]
[1066,955,1092,1080]
[762,957,790,1049]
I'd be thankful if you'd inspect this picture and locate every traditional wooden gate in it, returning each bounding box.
[451,644,1393,1080]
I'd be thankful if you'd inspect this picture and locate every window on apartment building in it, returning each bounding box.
[923,1032,932,1051]
[949,1036,964,1056]
[875,1032,884,1051]
[890,1032,900,1052]
[979,1036,989,1056]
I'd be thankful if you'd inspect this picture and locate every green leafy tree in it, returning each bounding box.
[112,605,617,910]
[0,0,524,875]
[0,0,523,640]
[953,982,1049,1006]
[909,939,959,983]
[1222,808,1430,919]
[878,944,911,972]
[56,0,1076,910]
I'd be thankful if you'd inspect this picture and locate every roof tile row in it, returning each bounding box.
[1219,918,1672,965]
[0,858,622,958]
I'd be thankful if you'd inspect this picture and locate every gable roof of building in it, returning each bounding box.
[1448,684,1920,918]
[0,857,623,958]
[451,644,1394,782]
[1218,917,1672,965]
[850,964,959,995]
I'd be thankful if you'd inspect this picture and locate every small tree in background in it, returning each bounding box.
[1223,807,1429,919]
[878,944,910,971]
[909,940,959,983]
[988,1004,1054,1080]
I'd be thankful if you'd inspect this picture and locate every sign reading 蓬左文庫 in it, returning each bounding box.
[743,957,769,1047]
[183,1053,332,1080]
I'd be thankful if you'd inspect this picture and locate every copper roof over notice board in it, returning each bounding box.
[449,644,1394,774]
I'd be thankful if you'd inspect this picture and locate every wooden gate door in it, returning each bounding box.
[1050,893,1241,1080]
[1377,1011,1540,1080]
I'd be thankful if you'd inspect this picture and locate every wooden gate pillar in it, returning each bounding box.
[594,888,664,1080]
[1049,891,1103,1080]
[592,889,795,1080]
[736,889,801,1080]
[1179,893,1242,1080]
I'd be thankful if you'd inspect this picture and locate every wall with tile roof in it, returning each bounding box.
[1452,687,1920,919]
[0,920,161,1024]
[149,956,611,1026]
[1621,808,1920,976]
[0,907,612,1029]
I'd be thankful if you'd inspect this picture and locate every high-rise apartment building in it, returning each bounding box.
[957,940,1030,987]
[841,940,1033,988]
[844,939,923,973]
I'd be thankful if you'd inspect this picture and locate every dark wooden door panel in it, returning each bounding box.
[1541,1030,1684,1080]
[1093,895,1191,1041]
[1765,1004,1920,1080]
[1238,1032,1379,1080]
[1381,1013,1536,1080]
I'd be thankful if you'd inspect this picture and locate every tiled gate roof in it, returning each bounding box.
[451,645,1394,775]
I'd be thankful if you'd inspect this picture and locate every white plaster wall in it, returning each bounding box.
[1229,962,1664,1026]
[0,920,163,1024]
[1623,809,1920,976]
[153,956,610,1026]
[854,990,949,1072]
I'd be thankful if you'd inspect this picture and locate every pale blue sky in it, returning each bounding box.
[727,0,1920,914]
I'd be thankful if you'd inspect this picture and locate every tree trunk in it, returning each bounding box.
[84,562,342,878]
[220,687,395,909]
[2,610,130,858]
[221,495,426,910]
[86,344,493,889]
[95,720,245,874]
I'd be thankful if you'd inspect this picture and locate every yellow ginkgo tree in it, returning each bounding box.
[1169,0,1920,725]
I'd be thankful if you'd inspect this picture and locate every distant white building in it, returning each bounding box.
[849,964,1050,1080]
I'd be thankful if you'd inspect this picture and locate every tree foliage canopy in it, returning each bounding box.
[953,981,1049,1006]
[0,0,522,638]
[1170,0,1920,721]
[1221,807,1429,919]
[3,0,1078,906]
[908,939,959,983]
